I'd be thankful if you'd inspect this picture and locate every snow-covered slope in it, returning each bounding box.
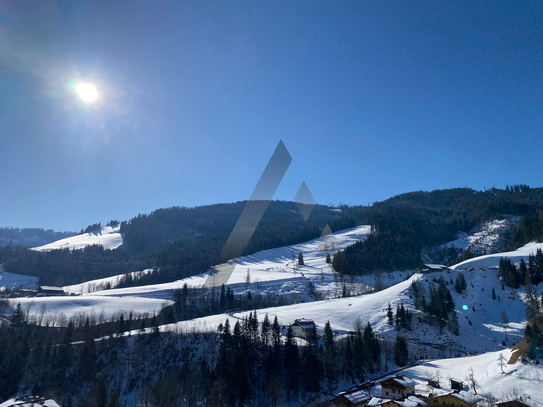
[150,263,532,356]
[63,269,155,295]
[0,265,39,290]
[18,226,371,324]
[391,348,543,404]
[13,295,171,323]
[452,241,543,270]
[440,216,520,255]
[31,225,123,251]
[0,399,60,407]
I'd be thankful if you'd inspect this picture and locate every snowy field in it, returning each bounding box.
[31,225,123,251]
[0,265,39,291]
[14,295,171,324]
[16,226,371,323]
[154,262,536,355]
[63,268,155,295]
[12,224,540,355]
[0,399,60,407]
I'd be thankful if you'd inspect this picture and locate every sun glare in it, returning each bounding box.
[75,83,98,103]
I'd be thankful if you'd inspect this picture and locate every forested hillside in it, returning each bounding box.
[1,201,356,286]
[342,185,543,273]
[0,228,75,248]
[3,186,543,285]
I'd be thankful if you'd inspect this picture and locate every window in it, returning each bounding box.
[392,390,396,394]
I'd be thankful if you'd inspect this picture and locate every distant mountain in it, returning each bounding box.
[0,227,75,248]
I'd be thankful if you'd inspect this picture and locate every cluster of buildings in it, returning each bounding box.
[330,375,487,407]
[7,286,65,298]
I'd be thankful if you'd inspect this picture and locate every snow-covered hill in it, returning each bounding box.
[441,216,520,255]
[452,241,543,270]
[0,265,39,291]
[63,269,156,295]
[31,225,123,252]
[17,226,371,321]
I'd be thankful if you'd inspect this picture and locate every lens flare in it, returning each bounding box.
[462,305,468,311]
[75,83,98,103]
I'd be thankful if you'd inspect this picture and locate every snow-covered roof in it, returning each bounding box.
[424,264,448,269]
[343,390,371,404]
[39,286,64,291]
[398,396,429,407]
[431,390,483,405]
[450,392,483,404]
[294,318,315,326]
[368,397,390,407]
[381,375,417,388]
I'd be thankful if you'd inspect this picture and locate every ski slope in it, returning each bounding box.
[31,225,123,252]
[18,226,371,323]
[452,241,543,270]
[153,262,533,355]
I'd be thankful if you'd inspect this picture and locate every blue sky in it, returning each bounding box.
[1,0,542,231]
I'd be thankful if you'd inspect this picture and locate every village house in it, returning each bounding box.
[379,375,417,400]
[331,389,371,407]
[422,264,449,273]
[429,391,483,407]
[291,318,315,338]
[37,286,65,297]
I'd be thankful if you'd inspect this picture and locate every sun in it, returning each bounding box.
[75,83,98,103]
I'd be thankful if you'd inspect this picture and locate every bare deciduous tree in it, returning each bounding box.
[497,353,507,374]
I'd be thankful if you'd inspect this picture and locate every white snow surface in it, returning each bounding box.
[0,265,39,291]
[18,226,371,325]
[63,269,155,295]
[440,217,520,255]
[0,400,60,407]
[155,262,538,355]
[31,225,123,251]
[452,241,543,270]
[393,348,543,404]
[13,295,171,323]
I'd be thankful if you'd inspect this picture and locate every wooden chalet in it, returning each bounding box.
[379,375,416,400]
[429,391,482,407]
[291,318,315,338]
[422,264,449,273]
[332,390,371,407]
[37,286,65,297]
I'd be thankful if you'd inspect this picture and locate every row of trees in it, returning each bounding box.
[1,299,414,407]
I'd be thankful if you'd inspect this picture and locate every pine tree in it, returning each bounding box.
[387,303,394,325]
[455,272,467,293]
[324,321,334,353]
[326,253,332,263]
[298,252,304,266]
[261,313,271,346]
[492,287,497,300]
[394,335,408,366]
